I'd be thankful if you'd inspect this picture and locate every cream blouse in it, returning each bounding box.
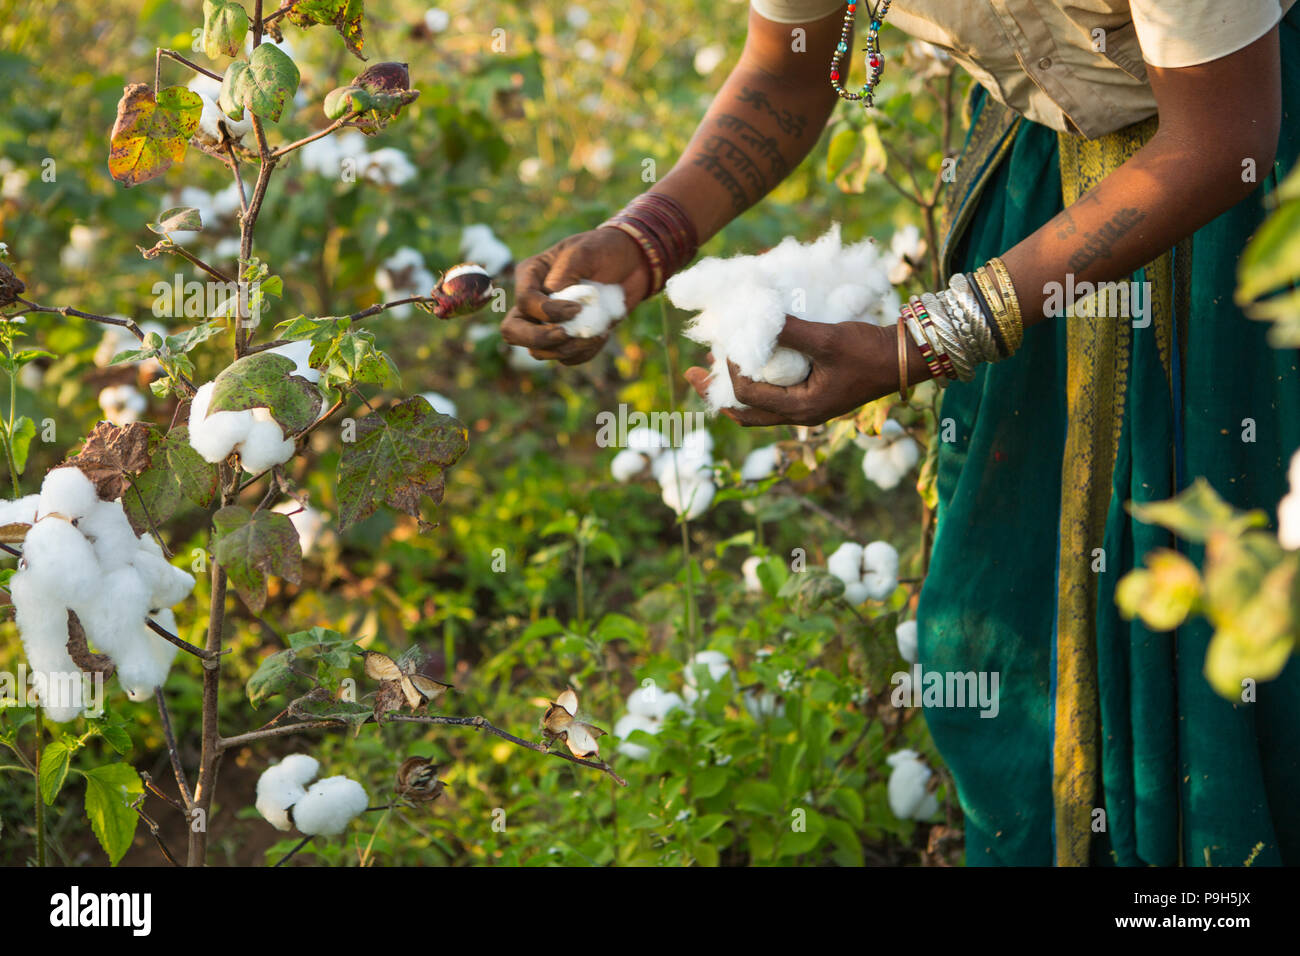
[750,0,1296,137]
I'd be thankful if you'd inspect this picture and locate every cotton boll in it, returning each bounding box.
[613,713,658,760]
[424,8,451,32]
[20,517,102,606]
[256,755,321,831]
[265,340,320,384]
[38,467,99,521]
[0,494,40,527]
[626,686,684,721]
[886,749,939,820]
[131,549,195,610]
[292,775,369,836]
[625,426,668,458]
[740,445,780,482]
[272,501,325,555]
[420,391,457,418]
[188,382,254,463]
[660,475,714,520]
[825,284,877,324]
[98,384,147,426]
[80,499,142,570]
[861,541,900,600]
[9,575,84,722]
[237,414,296,474]
[610,448,649,483]
[742,555,764,593]
[682,428,714,457]
[842,581,871,605]
[76,564,150,669]
[859,420,920,491]
[758,348,811,387]
[552,282,626,338]
[460,224,513,277]
[895,618,919,665]
[743,689,784,720]
[117,608,180,700]
[684,650,731,688]
[827,542,865,587]
[361,148,418,186]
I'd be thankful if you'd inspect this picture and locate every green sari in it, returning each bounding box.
[917,10,1300,866]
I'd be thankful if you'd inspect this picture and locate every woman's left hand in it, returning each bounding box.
[684,315,916,427]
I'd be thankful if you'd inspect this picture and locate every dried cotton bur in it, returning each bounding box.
[665,224,900,413]
[5,467,195,721]
[541,688,607,759]
[395,755,447,807]
[362,649,452,721]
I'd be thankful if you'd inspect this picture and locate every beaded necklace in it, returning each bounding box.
[830,1,892,108]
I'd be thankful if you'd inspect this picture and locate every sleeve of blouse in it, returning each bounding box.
[749,0,845,24]
[1129,0,1288,68]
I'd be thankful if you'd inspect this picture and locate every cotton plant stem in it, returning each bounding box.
[273,834,313,867]
[659,300,698,650]
[154,688,193,812]
[33,706,45,867]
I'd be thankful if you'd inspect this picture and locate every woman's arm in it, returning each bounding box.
[698,27,1283,426]
[501,7,845,365]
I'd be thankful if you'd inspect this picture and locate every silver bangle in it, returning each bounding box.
[922,291,974,382]
[948,273,998,365]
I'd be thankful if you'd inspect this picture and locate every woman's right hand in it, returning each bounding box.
[500,228,652,365]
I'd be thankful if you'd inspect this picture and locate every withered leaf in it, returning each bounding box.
[62,420,155,499]
[66,609,115,677]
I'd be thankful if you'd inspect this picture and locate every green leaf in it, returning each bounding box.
[285,0,366,59]
[336,397,469,531]
[247,648,296,707]
[1237,194,1300,304]
[826,127,858,180]
[323,84,375,120]
[147,205,203,235]
[98,724,133,756]
[108,84,203,187]
[38,738,74,805]
[1115,549,1202,632]
[82,763,143,865]
[9,416,35,474]
[1128,478,1269,544]
[220,44,300,123]
[777,569,845,609]
[202,0,249,59]
[123,426,218,530]
[274,314,349,343]
[212,505,303,613]
[206,351,323,434]
[289,693,373,733]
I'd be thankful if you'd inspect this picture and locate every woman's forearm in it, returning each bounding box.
[1001,31,1281,328]
[648,9,846,243]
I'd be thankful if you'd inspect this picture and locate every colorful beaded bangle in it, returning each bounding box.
[603,220,665,293]
[902,300,948,385]
[913,296,959,381]
[831,1,892,109]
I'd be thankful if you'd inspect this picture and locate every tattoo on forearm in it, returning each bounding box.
[1066,207,1146,273]
[715,113,790,177]
[692,111,795,213]
[737,85,808,139]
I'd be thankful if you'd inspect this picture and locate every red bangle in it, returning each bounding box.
[598,192,700,295]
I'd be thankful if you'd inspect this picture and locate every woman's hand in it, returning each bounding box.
[500,228,652,366]
[684,316,925,427]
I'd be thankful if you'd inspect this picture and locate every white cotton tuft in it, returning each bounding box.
[895,618,919,665]
[827,542,865,586]
[626,686,684,721]
[0,494,40,527]
[187,382,252,463]
[886,749,939,820]
[626,426,668,458]
[265,340,320,384]
[291,775,369,836]
[8,572,85,722]
[20,516,102,607]
[743,689,784,720]
[740,444,780,482]
[131,547,196,610]
[460,224,513,277]
[668,224,894,412]
[552,282,627,338]
[613,713,659,760]
[37,468,99,521]
[610,448,649,483]
[1279,449,1300,550]
[828,540,899,603]
[272,501,326,555]
[117,608,181,701]
[80,499,140,569]
[859,419,921,491]
[98,384,147,426]
[256,755,322,831]
[742,555,764,593]
[684,650,731,689]
[420,391,457,418]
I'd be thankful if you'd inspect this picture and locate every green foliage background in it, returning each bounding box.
[0,0,961,865]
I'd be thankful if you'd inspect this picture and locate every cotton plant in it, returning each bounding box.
[682,649,733,706]
[665,224,897,414]
[255,754,369,837]
[187,341,323,474]
[895,618,919,665]
[653,429,716,520]
[613,683,686,760]
[858,419,921,491]
[742,555,765,594]
[739,443,781,482]
[608,425,669,483]
[886,749,940,821]
[6,468,195,721]
[827,540,900,604]
[98,384,147,426]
